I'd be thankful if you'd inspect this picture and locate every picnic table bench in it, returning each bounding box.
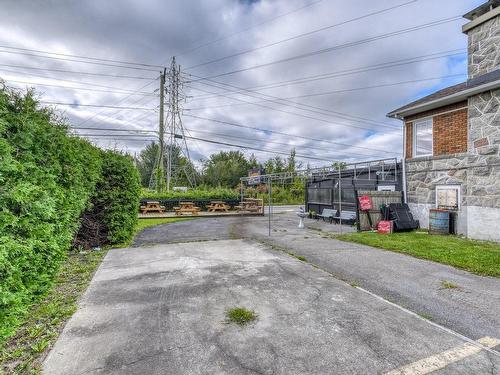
[235,198,263,213]
[207,201,230,212]
[316,208,356,224]
[317,208,336,223]
[140,201,166,214]
[174,202,200,216]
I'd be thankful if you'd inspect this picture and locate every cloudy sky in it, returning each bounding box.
[0,0,484,167]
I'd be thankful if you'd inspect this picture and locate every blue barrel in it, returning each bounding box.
[429,209,450,235]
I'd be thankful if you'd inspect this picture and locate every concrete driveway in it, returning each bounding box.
[44,239,499,374]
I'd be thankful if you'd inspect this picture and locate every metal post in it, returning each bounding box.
[338,167,343,234]
[268,178,272,236]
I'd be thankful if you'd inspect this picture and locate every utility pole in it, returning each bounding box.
[150,68,167,192]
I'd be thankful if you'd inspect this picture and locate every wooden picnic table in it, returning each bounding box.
[235,198,263,213]
[174,201,200,216]
[207,200,230,212]
[140,201,165,214]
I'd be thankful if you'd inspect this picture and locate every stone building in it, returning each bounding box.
[388,0,500,241]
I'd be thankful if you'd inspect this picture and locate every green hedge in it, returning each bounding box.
[0,87,140,341]
[74,151,141,247]
[141,187,239,200]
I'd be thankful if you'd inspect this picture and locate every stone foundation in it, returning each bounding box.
[405,152,500,241]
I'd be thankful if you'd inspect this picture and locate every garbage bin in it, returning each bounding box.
[429,209,450,235]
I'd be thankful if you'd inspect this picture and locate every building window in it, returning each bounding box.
[413,118,433,156]
[436,185,460,210]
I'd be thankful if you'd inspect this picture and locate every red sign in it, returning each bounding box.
[377,220,393,234]
[358,195,372,211]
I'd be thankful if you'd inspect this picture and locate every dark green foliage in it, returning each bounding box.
[0,86,141,342]
[75,151,141,247]
[141,187,238,200]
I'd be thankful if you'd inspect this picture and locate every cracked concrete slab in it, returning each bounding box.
[43,239,499,374]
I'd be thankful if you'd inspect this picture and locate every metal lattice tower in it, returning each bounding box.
[166,56,196,190]
[149,57,196,192]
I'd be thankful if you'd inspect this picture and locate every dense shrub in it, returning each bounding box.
[0,88,102,339]
[74,151,141,248]
[141,187,239,200]
[0,87,141,341]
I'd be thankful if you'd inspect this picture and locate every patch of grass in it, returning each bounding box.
[0,250,106,374]
[441,280,459,289]
[288,252,307,262]
[417,312,434,321]
[225,307,257,326]
[336,231,500,277]
[135,217,193,235]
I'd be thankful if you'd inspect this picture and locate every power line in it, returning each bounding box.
[5,78,158,96]
[77,132,336,162]
[187,82,401,134]
[184,114,400,155]
[75,79,159,126]
[72,126,157,133]
[0,49,160,72]
[0,68,159,93]
[0,44,164,68]
[191,49,466,99]
[188,73,466,111]
[70,123,397,159]
[184,127,388,159]
[41,101,157,110]
[190,16,462,80]
[186,0,417,70]
[0,63,155,79]
[177,0,323,57]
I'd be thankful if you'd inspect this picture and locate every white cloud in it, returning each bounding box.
[0,0,485,166]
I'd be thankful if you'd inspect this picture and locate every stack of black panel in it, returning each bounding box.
[388,203,419,231]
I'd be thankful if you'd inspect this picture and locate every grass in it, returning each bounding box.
[1,216,192,374]
[288,252,307,262]
[134,217,193,235]
[441,280,459,289]
[225,307,257,326]
[336,231,500,277]
[0,250,106,374]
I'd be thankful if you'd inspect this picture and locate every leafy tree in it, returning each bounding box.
[201,150,251,188]
[136,141,198,188]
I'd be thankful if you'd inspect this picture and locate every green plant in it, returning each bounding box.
[0,86,142,344]
[336,231,500,277]
[441,280,459,289]
[0,87,103,341]
[225,307,257,326]
[141,187,238,201]
[74,151,141,248]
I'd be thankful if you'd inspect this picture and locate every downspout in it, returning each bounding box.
[402,119,408,204]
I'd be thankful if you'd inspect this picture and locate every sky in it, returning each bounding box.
[0,0,485,168]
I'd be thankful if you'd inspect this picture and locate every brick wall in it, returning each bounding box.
[404,102,468,159]
[405,122,413,158]
[433,107,468,156]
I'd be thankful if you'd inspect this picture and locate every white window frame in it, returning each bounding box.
[413,117,433,157]
[435,185,461,210]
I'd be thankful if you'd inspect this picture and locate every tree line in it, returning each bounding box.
[135,141,302,189]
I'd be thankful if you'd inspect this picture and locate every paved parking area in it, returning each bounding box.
[44,239,499,374]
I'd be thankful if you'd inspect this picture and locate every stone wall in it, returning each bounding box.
[468,88,500,153]
[405,152,500,240]
[467,14,500,79]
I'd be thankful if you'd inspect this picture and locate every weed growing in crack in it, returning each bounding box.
[226,307,257,326]
[440,280,459,289]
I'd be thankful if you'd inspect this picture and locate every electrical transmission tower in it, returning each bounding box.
[149,57,196,192]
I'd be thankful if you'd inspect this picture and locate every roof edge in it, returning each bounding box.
[387,79,500,120]
[462,5,500,33]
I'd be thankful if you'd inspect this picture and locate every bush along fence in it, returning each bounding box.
[140,198,241,211]
[0,87,140,342]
